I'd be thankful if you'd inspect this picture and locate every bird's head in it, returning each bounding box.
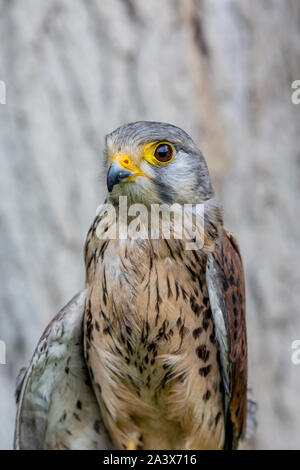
[105,121,215,207]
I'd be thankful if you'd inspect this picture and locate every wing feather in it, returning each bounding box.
[206,230,248,449]
[14,290,113,450]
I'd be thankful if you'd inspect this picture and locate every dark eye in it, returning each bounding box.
[154,143,174,163]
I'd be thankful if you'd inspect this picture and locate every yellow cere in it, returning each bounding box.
[142,141,175,166]
[110,151,148,181]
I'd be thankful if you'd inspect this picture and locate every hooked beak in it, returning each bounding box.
[107,152,147,192]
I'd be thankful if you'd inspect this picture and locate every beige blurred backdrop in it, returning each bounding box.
[1,0,300,450]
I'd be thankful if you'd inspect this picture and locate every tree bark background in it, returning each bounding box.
[1,0,300,449]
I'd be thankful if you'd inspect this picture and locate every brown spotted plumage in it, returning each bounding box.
[83,121,248,450]
[14,122,253,451]
[84,233,226,449]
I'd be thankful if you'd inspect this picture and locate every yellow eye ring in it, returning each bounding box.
[143,141,175,166]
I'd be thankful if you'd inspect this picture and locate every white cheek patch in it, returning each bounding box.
[157,151,200,203]
[140,160,156,179]
[161,152,188,185]
[169,151,191,176]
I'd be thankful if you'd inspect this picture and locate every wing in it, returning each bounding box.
[206,230,247,449]
[14,290,113,450]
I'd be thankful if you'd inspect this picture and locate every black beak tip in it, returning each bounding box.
[107,166,133,192]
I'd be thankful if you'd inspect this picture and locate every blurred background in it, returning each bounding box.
[1,0,300,450]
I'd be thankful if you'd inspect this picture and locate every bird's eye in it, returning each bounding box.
[154,143,174,163]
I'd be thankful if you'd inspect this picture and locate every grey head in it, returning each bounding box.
[104,121,215,205]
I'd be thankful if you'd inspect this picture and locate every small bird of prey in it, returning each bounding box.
[15,121,251,451]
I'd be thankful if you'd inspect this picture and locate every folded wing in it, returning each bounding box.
[14,289,113,450]
[206,231,248,449]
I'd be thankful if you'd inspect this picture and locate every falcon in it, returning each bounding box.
[15,122,254,450]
